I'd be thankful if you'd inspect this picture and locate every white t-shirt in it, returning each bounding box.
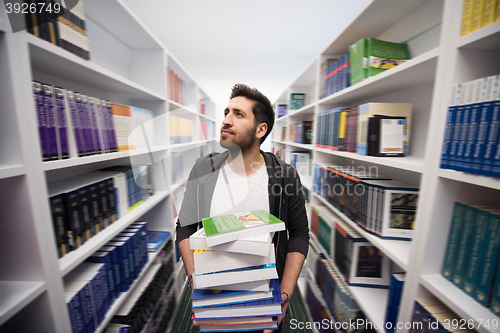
[210,161,269,217]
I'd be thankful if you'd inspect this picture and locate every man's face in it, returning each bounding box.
[220,96,258,152]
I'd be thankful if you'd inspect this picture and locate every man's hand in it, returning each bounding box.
[263,291,290,333]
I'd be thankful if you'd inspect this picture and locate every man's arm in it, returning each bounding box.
[177,237,195,290]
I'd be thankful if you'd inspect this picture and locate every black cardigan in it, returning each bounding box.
[175,150,310,280]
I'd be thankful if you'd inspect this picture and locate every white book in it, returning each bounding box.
[193,264,277,289]
[205,279,270,292]
[193,302,282,319]
[189,228,272,256]
[193,245,275,275]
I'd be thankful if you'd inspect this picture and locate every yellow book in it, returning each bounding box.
[461,0,474,36]
[483,0,498,26]
[338,111,347,151]
[471,0,486,32]
[497,0,500,21]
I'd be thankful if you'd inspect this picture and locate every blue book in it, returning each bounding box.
[482,99,500,176]
[147,230,170,252]
[193,288,283,319]
[192,279,279,308]
[385,273,405,333]
[470,100,495,174]
[453,103,473,171]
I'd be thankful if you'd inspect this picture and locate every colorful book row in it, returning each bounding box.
[32,81,154,162]
[168,115,193,144]
[288,121,313,144]
[316,103,412,156]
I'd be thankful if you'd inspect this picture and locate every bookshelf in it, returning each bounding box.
[272,0,500,332]
[0,0,216,332]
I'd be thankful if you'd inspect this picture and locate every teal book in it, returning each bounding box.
[462,207,491,295]
[202,211,285,247]
[475,209,500,306]
[490,256,500,315]
[442,202,467,280]
[451,204,479,288]
[365,38,410,78]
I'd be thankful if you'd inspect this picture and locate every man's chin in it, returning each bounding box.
[220,140,241,153]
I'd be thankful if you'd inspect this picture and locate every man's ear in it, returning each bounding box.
[256,123,268,139]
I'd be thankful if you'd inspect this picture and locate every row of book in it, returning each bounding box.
[311,205,391,288]
[313,164,419,240]
[168,115,193,144]
[49,166,152,258]
[65,221,150,333]
[316,102,412,157]
[460,0,500,36]
[188,211,286,332]
[167,66,186,105]
[108,234,176,333]
[442,201,500,315]
[288,120,313,145]
[308,238,405,333]
[277,104,287,118]
[200,120,210,141]
[440,75,500,178]
[410,297,479,333]
[32,81,155,161]
[349,38,410,86]
[319,52,351,99]
[25,0,90,60]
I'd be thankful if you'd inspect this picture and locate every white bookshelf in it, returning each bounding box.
[0,0,216,331]
[272,0,500,332]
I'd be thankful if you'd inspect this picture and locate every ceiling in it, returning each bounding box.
[122,0,370,148]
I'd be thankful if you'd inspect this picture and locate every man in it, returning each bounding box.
[176,83,309,332]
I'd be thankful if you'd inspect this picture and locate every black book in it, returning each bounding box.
[368,115,406,157]
[49,194,70,257]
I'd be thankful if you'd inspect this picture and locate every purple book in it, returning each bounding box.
[67,91,86,157]
[81,94,96,155]
[75,93,92,155]
[42,84,58,160]
[32,81,49,161]
[95,99,109,153]
[105,101,118,152]
[87,97,102,154]
[54,87,69,159]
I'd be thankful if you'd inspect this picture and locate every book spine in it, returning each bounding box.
[42,84,58,160]
[482,99,500,175]
[452,204,478,288]
[442,202,466,280]
[475,211,500,306]
[54,87,69,159]
[462,208,490,295]
[50,194,69,258]
[454,104,473,171]
[471,101,495,173]
[66,294,85,333]
[88,98,102,154]
[461,0,475,36]
[471,0,486,32]
[483,0,498,26]
[32,82,50,161]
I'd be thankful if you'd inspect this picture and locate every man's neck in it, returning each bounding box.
[227,146,264,177]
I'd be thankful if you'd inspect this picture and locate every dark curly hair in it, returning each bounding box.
[229,83,275,144]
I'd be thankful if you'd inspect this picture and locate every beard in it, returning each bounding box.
[220,123,258,154]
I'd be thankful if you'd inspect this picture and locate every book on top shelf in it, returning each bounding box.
[366,38,410,77]
[189,227,272,256]
[202,211,285,247]
[289,93,306,110]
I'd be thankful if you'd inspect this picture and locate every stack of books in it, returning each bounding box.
[189,210,286,332]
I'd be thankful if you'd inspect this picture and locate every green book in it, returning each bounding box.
[442,202,466,280]
[290,93,306,110]
[462,207,491,295]
[365,38,410,78]
[490,256,500,315]
[202,211,285,247]
[451,204,479,288]
[475,209,500,306]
